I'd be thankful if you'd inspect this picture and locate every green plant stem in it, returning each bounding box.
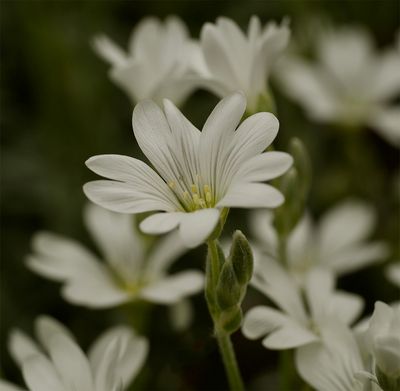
[216,331,245,391]
[206,239,245,391]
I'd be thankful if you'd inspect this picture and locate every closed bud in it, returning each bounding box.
[216,262,242,310]
[229,230,254,285]
[219,306,243,334]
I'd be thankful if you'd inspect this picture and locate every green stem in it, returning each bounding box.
[206,240,245,391]
[216,331,245,391]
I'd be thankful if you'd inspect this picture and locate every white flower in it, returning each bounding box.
[0,316,148,391]
[277,26,400,146]
[367,301,400,378]
[385,261,400,288]
[93,16,200,105]
[84,92,293,248]
[198,16,290,113]
[295,320,382,391]
[250,199,388,285]
[242,257,363,349]
[26,203,203,308]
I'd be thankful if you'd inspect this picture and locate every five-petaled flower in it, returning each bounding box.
[84,92,293,248]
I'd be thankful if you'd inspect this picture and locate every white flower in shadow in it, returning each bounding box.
[0,316,148,391]
[93,16,201,105]
[26,203,203,308]
[197,16,290,113]
[277,26,400,146]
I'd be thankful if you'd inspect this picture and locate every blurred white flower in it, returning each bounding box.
[295,319,382,391]
[242,258,363,349]
[93,16,200,105]
[0,316,148,391]
[250,200,388,285]
[84,92,292,248]
[385,261,400,288]
[198,16,290,113]
[27,203,203,308]
[277,27,400,146]
[367,301,400,378]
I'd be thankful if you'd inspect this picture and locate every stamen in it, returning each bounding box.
[168,181,176,189]
[191,184,199,194]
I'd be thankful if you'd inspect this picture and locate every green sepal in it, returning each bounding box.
[216,262,242,310]
[229,230,254,285]
[376,365,400,391]
[219,306,243,334]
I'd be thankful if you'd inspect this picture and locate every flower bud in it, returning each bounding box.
[216,262,242,310]
[289,137,311,199]
[229,230,254,285]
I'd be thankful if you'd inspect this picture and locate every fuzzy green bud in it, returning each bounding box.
[219,306,243,334]
[229,230,254,285]
[216,262,242,310]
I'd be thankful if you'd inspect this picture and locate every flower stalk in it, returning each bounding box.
[206,236,250,391]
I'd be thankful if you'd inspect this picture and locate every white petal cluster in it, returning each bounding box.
[26,203,203,308]
[0,316,148,391]
[250,199,388,284]
[84,92,293,248]
[367,302,400,378]
[242,260,363,349]
[277,27,400,145]
[199,16,290,113]
[295,302,400,391]
[93,16,201,105]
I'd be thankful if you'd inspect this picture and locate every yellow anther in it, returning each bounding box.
[182,191,190,200]
[206,192,212,203]
[204,184,211,194]
[191,184,199,194]
[193,193,200,205]
[168,181,176,189]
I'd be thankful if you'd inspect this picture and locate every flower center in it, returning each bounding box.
[168,178,215,212]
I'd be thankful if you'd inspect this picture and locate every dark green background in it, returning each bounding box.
[1,1,399,389]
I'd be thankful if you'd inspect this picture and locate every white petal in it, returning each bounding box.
[169,299,194,331]
[304,269,335,322]
[368,106,400,147]
[0,380,26,391]
[178,208,220,248]
[92,35,128,67]
[140,271,204,304]
[217,183,284,209]
[35,316,75,353]
[46,333,94,391]
[248,209,278,255]
[22,354,65,391]
[262,323,318,350]
[242,306,289,340]
[386,262,400,288]
[85,155,179,210]
[323,242,388,275]
[286,214,314,269]
[8,330,41,367]
[234,151,293,183]
[89,326,148,389]
[369,50,400,101]
[295,321,364,391]
[200,24,241,89]
[84,204,144,282]
[145,230,187,278]
[83,180,175,214]
[140,212,183,235]
[318,200,376,258]
[276,58,337,121]
[251,256,308,324]
[328,291,364,325]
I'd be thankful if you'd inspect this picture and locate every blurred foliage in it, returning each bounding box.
[1,0,399,389]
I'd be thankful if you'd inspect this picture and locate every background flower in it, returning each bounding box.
[1,315,148,391]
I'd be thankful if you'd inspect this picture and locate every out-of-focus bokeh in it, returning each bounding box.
[1,1,399,389]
